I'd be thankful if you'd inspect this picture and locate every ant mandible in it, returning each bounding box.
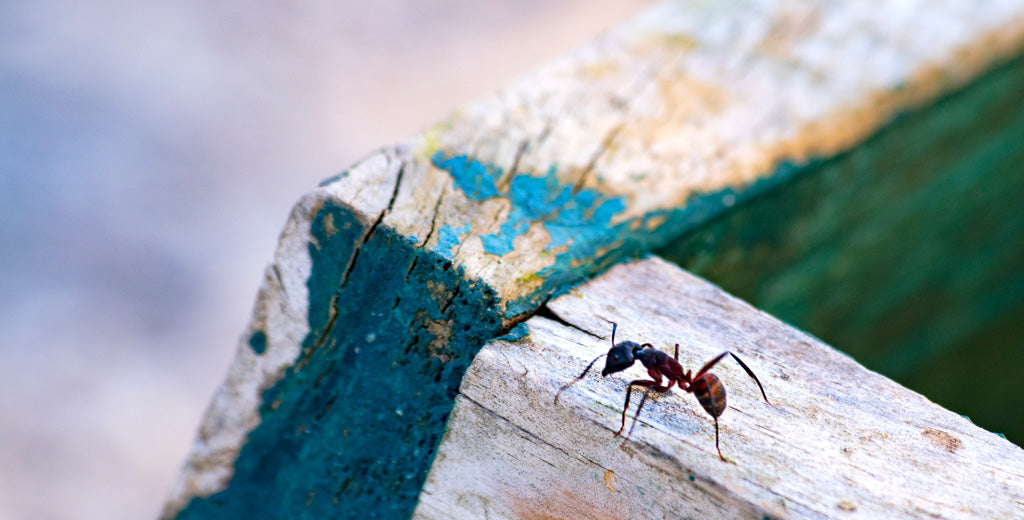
[554,322,770,461]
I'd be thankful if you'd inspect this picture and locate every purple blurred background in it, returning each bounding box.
[0,2,649,518]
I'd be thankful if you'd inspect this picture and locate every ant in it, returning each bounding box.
[554,322,770,461]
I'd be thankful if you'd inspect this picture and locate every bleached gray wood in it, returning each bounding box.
[414,258,1024,519]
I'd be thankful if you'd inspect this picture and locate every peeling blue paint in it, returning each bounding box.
[480,233,515,256]
[432,152,500,199]
[432,151,631,260]
[496,322,529,342]
[436,223,470,259]
[432,151,802,318]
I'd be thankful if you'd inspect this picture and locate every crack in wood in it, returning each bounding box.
[534,304,603,339]
[271,263,287,299]
[497,140,530,192]
[573,121,625,195]
[338,163,406,291]
[365,163,406,240]
[403,257,420,285]
[458,393,612,475]
[534,119,555,151]
[313,295,340,350]
[420,189,447,248]
[440,280,463,315]
[566,56,651,196]
[337,244,364,295]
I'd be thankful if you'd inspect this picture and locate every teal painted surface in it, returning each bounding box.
[177,200,504,519]
[248,331,267,355]
[660,55,1024,444]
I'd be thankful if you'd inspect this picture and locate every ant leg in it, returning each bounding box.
[713,415,725,461]
[627,391,650,437]
[693,351,770,405]
[554,352,606,403]
[701,379,727,461]
[675,343,680,361]
[627,388,671,437]
[616,379,673,436]
[616,380,655,436]
[617,383,638,435]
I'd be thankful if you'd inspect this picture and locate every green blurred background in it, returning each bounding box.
[661,54,1024,446]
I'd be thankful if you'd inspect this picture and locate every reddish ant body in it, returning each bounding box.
[555,322,770,461]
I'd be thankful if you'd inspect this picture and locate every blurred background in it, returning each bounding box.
[0,2,650,518]
[8,2,1024,519]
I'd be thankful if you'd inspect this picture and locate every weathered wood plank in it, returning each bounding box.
[163,2,1024,518]
[416,258,1024,519]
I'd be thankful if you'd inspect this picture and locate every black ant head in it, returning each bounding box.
[602,341,641,376]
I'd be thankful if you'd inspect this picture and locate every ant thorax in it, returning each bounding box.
[634,346,668,370]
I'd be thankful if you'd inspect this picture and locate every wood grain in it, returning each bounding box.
[416,258,1024,519]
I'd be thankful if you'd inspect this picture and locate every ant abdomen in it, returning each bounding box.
[693,374,727,418]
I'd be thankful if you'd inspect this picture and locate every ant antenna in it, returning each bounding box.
[596,317,618,345]
[729,353,770,405]
[554,352,606,404]
[553,320,621,404]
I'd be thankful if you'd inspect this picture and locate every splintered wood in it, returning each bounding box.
[414,258,1024,519]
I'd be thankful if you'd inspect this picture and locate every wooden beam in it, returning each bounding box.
[416,258,1024,519]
